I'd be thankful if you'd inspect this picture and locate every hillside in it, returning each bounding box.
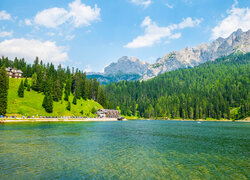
[105,53,250,120]
[7,78,102,117]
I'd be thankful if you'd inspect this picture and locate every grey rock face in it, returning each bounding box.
[142,28,250,80]
[104,56,150,75]
[92,29,249,83]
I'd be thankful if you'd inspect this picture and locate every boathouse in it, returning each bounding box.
[96,109,120,118]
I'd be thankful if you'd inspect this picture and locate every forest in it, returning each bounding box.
[0,57,108,114]
[105,53,250,120]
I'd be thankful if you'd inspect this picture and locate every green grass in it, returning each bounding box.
[7,78,103,117]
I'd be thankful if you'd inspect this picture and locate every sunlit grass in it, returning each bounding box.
[7,78,102,117]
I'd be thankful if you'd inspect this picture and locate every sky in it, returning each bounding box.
[0,0,249,72]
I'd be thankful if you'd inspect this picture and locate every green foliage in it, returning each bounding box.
[42,92,53,113]
[27,84,31,91]
[31,72,38,91]
[18,80,24,98]
[105,53,250,120]
[0,66,9,115]
[66,101,71,111]
[24,77,28,87]
[91,106,98,114]
[1,54,106,117]
[72,96,77,105]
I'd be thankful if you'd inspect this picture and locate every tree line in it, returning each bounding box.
[0,57,108,114]
[105,53,250,120]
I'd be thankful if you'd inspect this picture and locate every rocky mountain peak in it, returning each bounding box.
[104,56,150,75]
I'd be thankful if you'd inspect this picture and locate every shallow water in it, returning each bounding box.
[0,120,249,179]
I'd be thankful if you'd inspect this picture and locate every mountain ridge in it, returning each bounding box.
[88,28,250,83]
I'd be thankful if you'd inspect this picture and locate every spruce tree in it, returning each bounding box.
[27,84,31,91]
[31,72,38,91]
[64,92,69,101]
[66,101,71,111]
[0,66,9,115]
[18,80,24,97]
[42,93,48,108]
[24,77,28,87]
[73,95,77,105]
[46,93,53,113]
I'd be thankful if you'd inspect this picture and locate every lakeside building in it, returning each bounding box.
[97,109,120,118]
[6,67,23,78]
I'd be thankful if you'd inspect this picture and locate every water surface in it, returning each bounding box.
[0,120,249,179]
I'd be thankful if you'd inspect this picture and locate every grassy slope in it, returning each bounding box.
[7,78,102,117]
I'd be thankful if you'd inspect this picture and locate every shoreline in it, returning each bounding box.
[1,118,249,123]
[0,118,120,123]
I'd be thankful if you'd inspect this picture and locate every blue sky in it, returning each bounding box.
[0,0,249,72]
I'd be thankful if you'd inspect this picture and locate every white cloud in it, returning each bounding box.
[24,19,32,26]
[130,0,152,7]
[178,17,202,29]
[34,8,69,28]
[47,32,56,36]
[69,0,100,27]
[0,30,13,38]
[0,10,11,20]
[165,3,173,9]
[0,38,68,63]
[83,65,92,72]
[65,34,75,40]
[169,33,181,39]
[211,5,250,39]
[33,0,100,28]
[124,16,202,48]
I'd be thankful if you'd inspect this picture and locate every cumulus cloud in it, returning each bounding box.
[0,38,68,63]
[0,10,11,20]
[178,17,202,29]
[124,16,202,48]
[130,0,152,7]
[33,0,100,28]
[69,0,100,27]
[0,30,13,38]
[211,4,250,39]
[34,8,70,28]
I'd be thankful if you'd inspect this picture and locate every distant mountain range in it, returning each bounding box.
[88,29,250,83]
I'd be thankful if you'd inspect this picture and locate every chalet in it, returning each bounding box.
[96,109,120,118]
[6,67,23,78]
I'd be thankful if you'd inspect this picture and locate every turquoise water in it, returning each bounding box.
[0,120,249,179]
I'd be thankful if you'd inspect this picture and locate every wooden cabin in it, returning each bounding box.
[6,67,23,78]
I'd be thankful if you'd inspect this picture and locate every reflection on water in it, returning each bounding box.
[0,121,249,179]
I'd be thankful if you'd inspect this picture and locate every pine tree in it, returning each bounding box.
[0,66,9,115]
[64,91,69,101]
[46,93,53,113]
[24,77,28,87]
[66,101,71,111]
[73,95,77,105]
[42,93,48,108]
[27,84,31,91]
[18,80,24,97]
[31,72,38,91]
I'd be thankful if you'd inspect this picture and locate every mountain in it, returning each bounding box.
[89,29,250,83]
[104,56,150,75]
[87,56,149,84]
[143,28,250,80]
[105,53,250,120]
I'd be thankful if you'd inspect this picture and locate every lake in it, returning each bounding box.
[0,120,249,179]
